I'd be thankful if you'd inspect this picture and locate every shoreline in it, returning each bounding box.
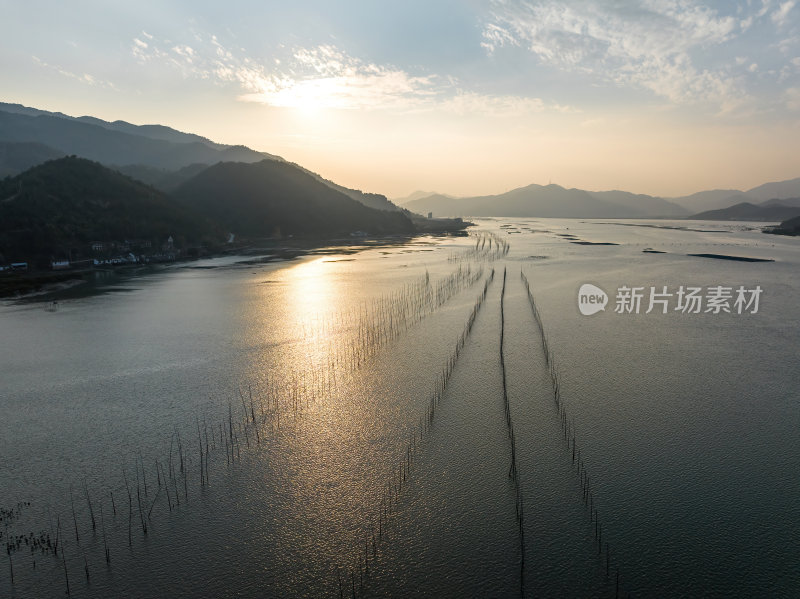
[0,228,471,300]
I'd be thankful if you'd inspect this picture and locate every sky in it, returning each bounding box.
[2,0,800,198]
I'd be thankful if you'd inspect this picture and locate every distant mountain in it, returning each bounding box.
[0,110,270,171]
[0,102,281,159]
[406,194,456,214]
[114,163,210,192]
[0,103,75,121]
[760,197,800,208]
[403,178,800,218]
[668,177,800,212]
[288,163,402,212]
[690,202,800,221]
[0,157,219,264]
[170,160,414,238]
[404,184,675,218]
[587,190,687,217]
[669,189,754,213]
[746,177,800,201]
[393,190,446,205]
[0,141,65,177]
[76,116,227,149]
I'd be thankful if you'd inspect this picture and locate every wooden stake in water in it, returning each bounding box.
[136,484,147,535]
[197,418,205,487]
[138,453,148,498]
[62,541,70,596]
[123,468,133,546]
[55,515,61,556]
[70,485,79,544]
[101,503,110,564]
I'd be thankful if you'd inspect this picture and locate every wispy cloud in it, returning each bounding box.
[481,1,760,112]
[237,45,441,111]
[32,56,118,90]
[771,1,796,26]
[130,33,572,116]
[785,86,800,109]
[439,91,576,116]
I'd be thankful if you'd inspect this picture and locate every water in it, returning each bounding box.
[0,219,798,598]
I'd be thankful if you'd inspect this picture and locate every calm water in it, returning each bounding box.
[0,219,798,598]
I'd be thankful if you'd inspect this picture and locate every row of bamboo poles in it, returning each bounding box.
[499,267,526,597]
[249,263,486,427]
[336,269,496,598]
[448,232,510,264]
[252,264,487,422]
[299,264,484,374]
[521,270,631,599]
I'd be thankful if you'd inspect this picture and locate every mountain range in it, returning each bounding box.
[402,184,688,218]
[0,156,220,263]
[690,199,800,221]
[0,155,416,266]
[2,101,800,232]
[0,102,425,215]
[400,176,800,219]
[0,103,273,170]
[170,159,413,238]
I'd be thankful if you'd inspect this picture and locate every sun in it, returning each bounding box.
[273,78,344,117]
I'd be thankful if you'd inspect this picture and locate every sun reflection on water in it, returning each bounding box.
[284,258,338,322]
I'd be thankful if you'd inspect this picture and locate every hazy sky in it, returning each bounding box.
[3,0,799,198]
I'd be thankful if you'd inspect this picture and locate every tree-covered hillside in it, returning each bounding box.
[0,157,220,263]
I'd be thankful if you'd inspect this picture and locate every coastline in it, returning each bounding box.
[0,226,471,300]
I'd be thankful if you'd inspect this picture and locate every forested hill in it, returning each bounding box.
[170,159,415,238]
[0,157,219,262]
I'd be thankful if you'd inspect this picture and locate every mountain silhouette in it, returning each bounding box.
[170,160,414,238]
[404,183,685,218]
[0,157,219,264]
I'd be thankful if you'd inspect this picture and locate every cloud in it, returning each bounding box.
[32,56,117,90]
[172,45,195,61]
[785,86,800,109]
[130,33,571,116]
[481,23,520,53]
[439,91,541,116]
[772,1,796,25]
[482,1,753,111]
[237,45,440,111]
